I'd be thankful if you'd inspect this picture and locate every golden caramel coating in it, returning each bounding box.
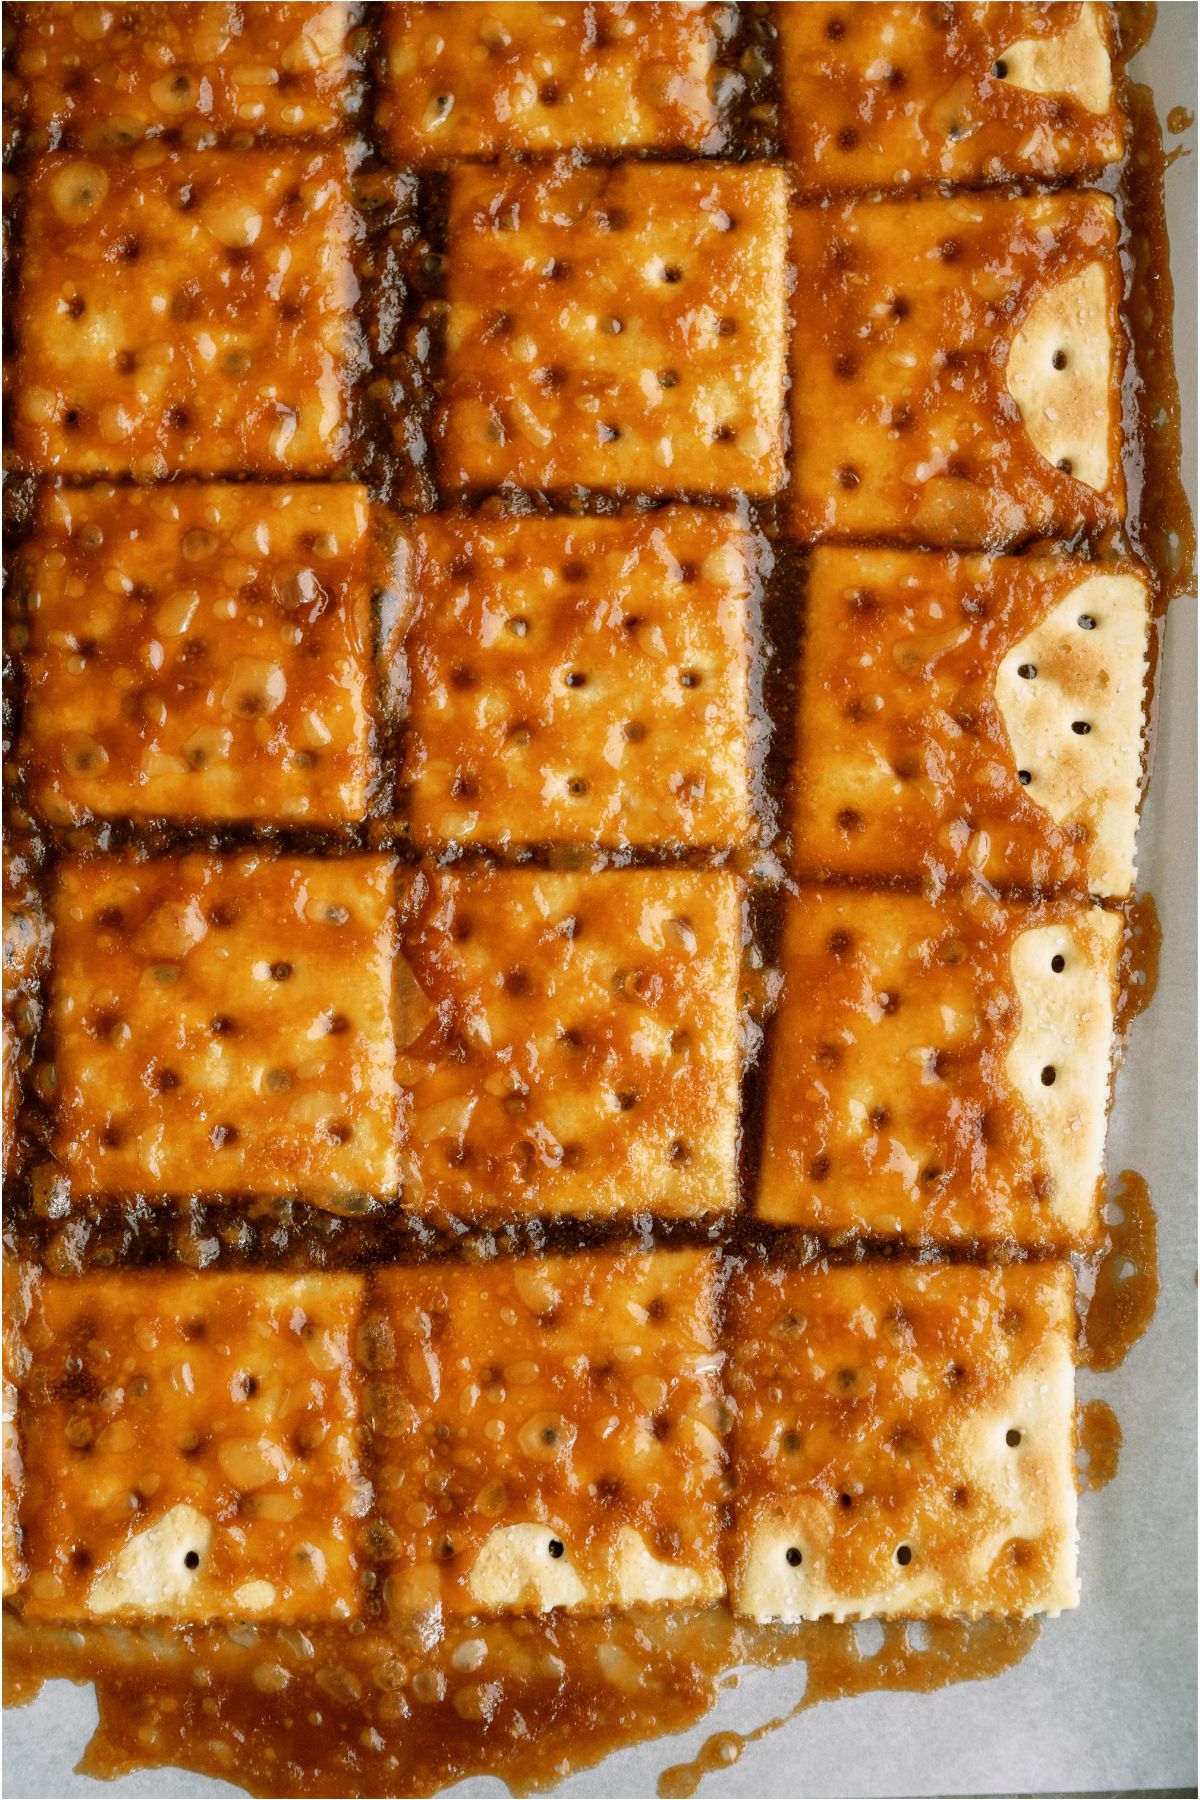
[790,189,1124,544]
[439,160,789,495]
[19,1271,366,1621]
[13,145,362,478]
[726,1261,1078,1621]
[370,1250,724,1613]
[780,2,1123,192]
[791,549,1151,898]
[379,2,718,161]
[48,854,399,1202]
[13,3,362,150]
[395,869,742,1219]
[756,888,1121,1246]
[17,484,381,829]
[395,508,755,851]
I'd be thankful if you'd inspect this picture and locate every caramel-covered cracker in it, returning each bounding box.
[18,483,381,829]
[14,2,362,150]
[726,1260,1078,1621]
[13,145,362,478]
[19,1271,366,1622]
[781,2,1122,192]
[757,888,1122,1246]
[792,549,1151,898]
[396,508,755,851]
[395,869,742,1219]
[49,854,399,1202]
[370,1249,724,1613]
[440,159,789,495]
[379,2,718,162]
[790,190,1124,544]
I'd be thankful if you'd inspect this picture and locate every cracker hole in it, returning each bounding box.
[1018,769,1032,785]
[785,1546,803,1567]
[661,264,682,283]
[668,1139,691,1165]
[1072,720,1091,735]
[1057,457,1074,473]
[657,369,679,388]
[506,616,529,637]
[1052,349,1068,370]
[623,721,646,743]
[895,1544,913,1567]
[1017,662,1036,679]
[1078,613,1097,630]
[1051,954,1066,972]
[1040,1065,1056,1086]
[184,1550,201,1570]
[1006,1428,1023,1447]
[547,1538,565,1558]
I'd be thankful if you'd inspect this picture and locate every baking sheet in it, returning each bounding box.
[4,13,1196,1798]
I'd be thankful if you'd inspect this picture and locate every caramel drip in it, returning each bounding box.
[1082,1170,1160,1372]
[1077,1399,1123,1491]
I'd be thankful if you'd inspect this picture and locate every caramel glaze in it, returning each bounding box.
[0,3,1190,1796]
[1116,888,1162,1033]
[1079,1169,1159,1374]
[1077,1398,1123,1491]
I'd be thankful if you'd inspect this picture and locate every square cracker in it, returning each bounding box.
[369,1249,724,1613]
[791,549,1151,899]
[726,1259,1078,1621]
[756,887,1122,1246]
[12,145,362,478]
[13,3,362,150]
[395,868,742,1219]
[780,2,1123,192]
[439,159,789,496]
[396,507,755,852]
[18,483,381,829]
[790,190,1124,545]
[19,1270,366,1622]
[49,853,400,1202]
[379,2,718,162]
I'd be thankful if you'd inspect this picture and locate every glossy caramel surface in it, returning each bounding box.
[13,145,363,477]
[789,546,1147,893]
[439,159,790,496]
[15,483,381,827]
[789,189,1124,544]
[48,854,400,1201]
[779,3,1124,191]
[11,2,363,150]
[394,508,756,851]
[379,2,720,161]
[394,868,742,1219]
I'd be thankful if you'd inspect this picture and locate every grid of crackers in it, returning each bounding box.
[0,2,1154,1657]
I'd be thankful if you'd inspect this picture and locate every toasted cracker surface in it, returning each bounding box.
[727,1259,1078,1621]
[20,1270,365,1621]
[371,1249,724,1613]
[396,507,754,851]
[19,483,380,828]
